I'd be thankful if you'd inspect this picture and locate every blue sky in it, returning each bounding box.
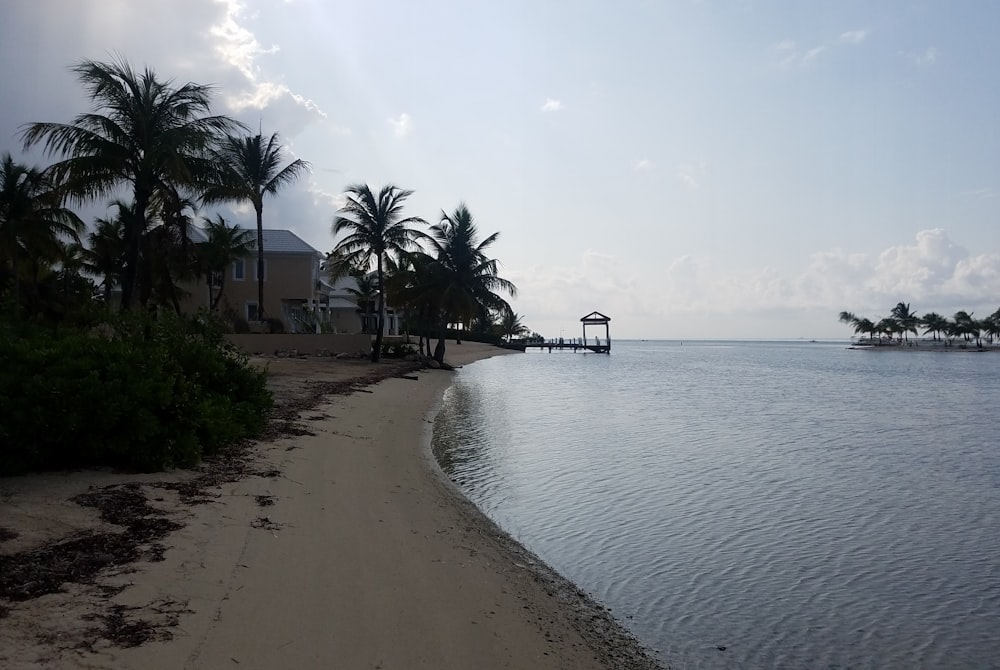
[2,0,998,338]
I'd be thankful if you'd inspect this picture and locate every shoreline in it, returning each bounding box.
[0,343,664,669]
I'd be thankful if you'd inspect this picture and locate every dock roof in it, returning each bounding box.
[580,311,610,324]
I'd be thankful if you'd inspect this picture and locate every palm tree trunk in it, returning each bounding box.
[372,256,384,362]
[121,194,148,310]
[434,312,447,363]
[255,205,265,322]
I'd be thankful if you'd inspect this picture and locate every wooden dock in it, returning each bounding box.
[521,340,610,354]
[499,310,613,354]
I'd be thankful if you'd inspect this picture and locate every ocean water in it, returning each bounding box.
[432,340,1000,669]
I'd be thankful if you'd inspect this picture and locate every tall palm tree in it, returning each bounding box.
[0,153,83,309]
[21,56,244,310]
[890,302,919,342]
[422,203,516,363]
[202,132,310,322]
[198,214,255,312]
[331,184,428,362]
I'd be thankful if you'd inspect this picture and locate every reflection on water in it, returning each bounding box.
[433,341,1000,669]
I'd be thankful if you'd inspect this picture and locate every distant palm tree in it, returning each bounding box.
[890,302,919,342]
[983,308,1000,347]
[202,132,309,321]
[0,153,83,308]
[198,214,255,312]
[952,310,978,346]
[500,307,527,342]
[332,183,428,362]
[856,317,877,341]
[21,57,244,310]
[876,317,900,343]
[422,203,516,362]
[920,312,949,342]
[838,311,861,336]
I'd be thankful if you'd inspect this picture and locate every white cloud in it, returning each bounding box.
[964,187,995,199]
[388,112,413,138]
[634,159,655,171]
[677,160,707,189]
[512,230,1000,338]
[208,0,327,135]
[803,46,827,63]
[541,98,564,112]
[839,30,867,44]
[917,47,940,65]
[774,28,865,68]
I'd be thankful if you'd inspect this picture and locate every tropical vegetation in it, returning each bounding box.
[1,55,531,474]
[331,184,429,361]
[202,132,309,321]
[839,302,1000,348]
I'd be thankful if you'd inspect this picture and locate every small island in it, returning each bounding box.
[839,302,1000,349]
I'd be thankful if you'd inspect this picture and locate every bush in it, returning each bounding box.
[265,317,285,334]
[0,312,272,475]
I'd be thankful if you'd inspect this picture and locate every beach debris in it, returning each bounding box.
[254,495,275,507]
[250,516,281,531]
[0,484,182,604]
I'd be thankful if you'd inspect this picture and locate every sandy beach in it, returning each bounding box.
[0,342,662,669]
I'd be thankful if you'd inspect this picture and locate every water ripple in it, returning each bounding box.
[434,342,1000,669]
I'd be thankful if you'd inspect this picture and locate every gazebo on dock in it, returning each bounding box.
[580,311,611,353]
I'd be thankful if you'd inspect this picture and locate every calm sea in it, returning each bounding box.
[432,340,1000,670]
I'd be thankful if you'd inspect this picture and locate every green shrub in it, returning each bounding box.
[0,312,272,476]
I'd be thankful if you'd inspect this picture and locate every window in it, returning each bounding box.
[246,301,259,322]
[233,259,245,281]
[254,258,268,282]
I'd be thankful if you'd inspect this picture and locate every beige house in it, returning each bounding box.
[183,227,404,335]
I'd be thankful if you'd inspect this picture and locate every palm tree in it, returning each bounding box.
[983,308,1000,347]
[952,311,978,347]
[331,184,428,362]
[890,302,919,342]
[500,307,527,342]
[422,203,516,363]
[21,56,244,310]
[384,250,437,356]
[202,132,309,322]
[920,312,949,342]
[876,317,900,343]
[83,206,127,305]
[838,311,862,337]
[198,214,255,312]
[346,272,379,334]
[0,153,83,310]
[856,317,877,342]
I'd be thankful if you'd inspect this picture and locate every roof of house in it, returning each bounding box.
[326,297,360,310]
[189,226,321,256]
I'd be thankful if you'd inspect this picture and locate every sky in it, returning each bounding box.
[2,0,999,339]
